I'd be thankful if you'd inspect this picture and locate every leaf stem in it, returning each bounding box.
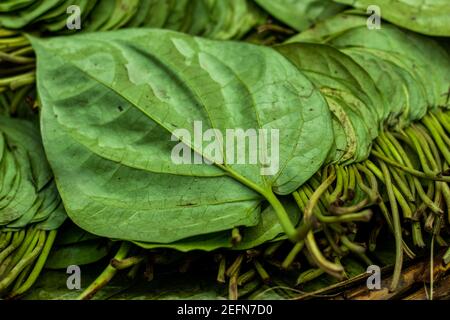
[77,242,131,300]
[281,241,304,270]
[9,230,57,298]
[379,161,403,292]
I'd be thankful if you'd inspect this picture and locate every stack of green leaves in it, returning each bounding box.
[0,0,265,40]
[0,114,66,297]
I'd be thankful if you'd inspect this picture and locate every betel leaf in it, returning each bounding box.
[45,239,111,269]
[134,197,300,252]
[31,29,333,243]
[54,221,100,246]
[285,10,367,44]
[254,0,346,31]
[334,0,450,36]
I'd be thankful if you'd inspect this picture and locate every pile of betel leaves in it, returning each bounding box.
[1,0,450,300]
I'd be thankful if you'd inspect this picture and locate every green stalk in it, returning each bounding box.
[0,231,45,294]
[329,197,370,215]
[368,222,383,252]
[0,230,25,265]
[442,166,450,224]
[265,190,299,242]
[281,241,304,270]
[296,268,324,285]
[347,165,356,197]
[253,260,270,283]
[435,110,450,134]
[11,264,32,293]
[217,255,226,283]
[412,221,426,248]
[341,167,350,201]
[291,175,336,241]
[375,141,414,201]
[415,124,443,170]
[263,241,283,259]
[422,116,450,165]
[9,230,57,298]
[8,227,38,271]
[0,72,35,89]
[366,160,413,219]
[237,269,256,286]
[303,185,374,223]
[443,248,450,265]
[379,161,403,292]
[378,134,415,197]
[371,149,448,214]
[341,235,372,266]
[302,174,336,222]
[110,255,145,270]
[355,164,379,202]
[0,51,34,64]
[384,131,416,197]
[229,271,239,300]
[404,127,434,174]
[231,228,242,245]
[304,232,344,279]
[226,254,244,278]
[293,190,344,278]
[77,242,131,300]
[10,85,31,115]
[370,150,450,182]
[323,225,345,256]
[328,165,343,203]
[0,232,12,251]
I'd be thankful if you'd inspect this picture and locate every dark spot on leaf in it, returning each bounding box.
[117,106,123,112]
[177,202,197,207]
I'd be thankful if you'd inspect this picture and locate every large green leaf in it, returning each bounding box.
[32,29,333,243]
[1,0,265,41]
